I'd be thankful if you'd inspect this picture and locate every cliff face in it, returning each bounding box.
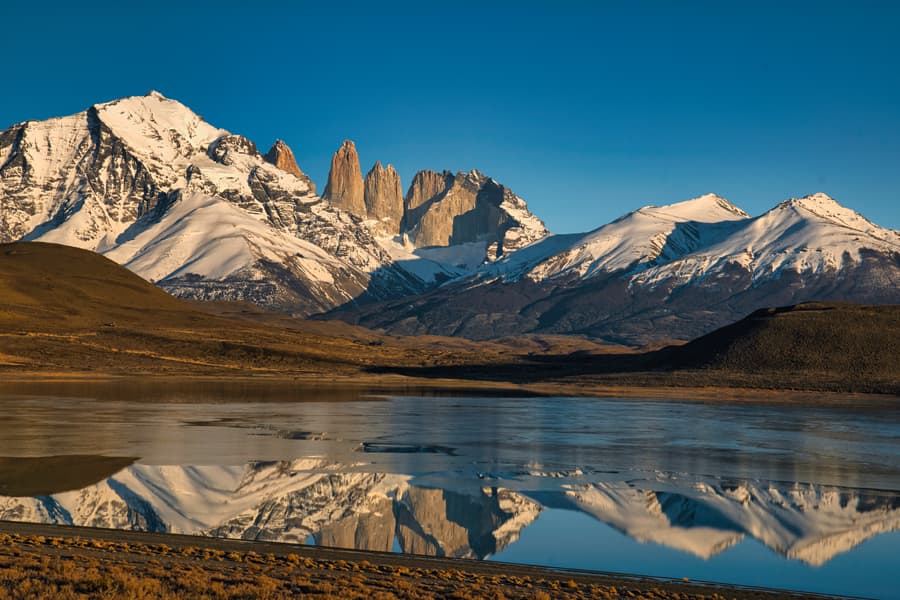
[364,161,403,234]
[264,140,315,193]
[404,169,455,213]
[319,145,547,261]
[403,170,548,257]
[321,140,365,217]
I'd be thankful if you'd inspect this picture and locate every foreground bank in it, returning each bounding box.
[0,521,834,600]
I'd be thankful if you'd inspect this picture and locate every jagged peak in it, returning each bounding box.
[364,160,399,178]
[146,90,167,99]
[338,139,357,152]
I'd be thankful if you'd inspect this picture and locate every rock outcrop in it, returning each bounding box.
[322,140,365,218]
[403,169,548,258]
[264,139,315,193]
[363,161,403,234]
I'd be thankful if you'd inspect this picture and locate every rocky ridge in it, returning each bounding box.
[320,143,548,264]
[0,460,541,560]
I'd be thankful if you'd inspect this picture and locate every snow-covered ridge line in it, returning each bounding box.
[465,191,900,288]
[332,187,899,343]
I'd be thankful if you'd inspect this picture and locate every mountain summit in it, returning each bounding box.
[264,139,314,191]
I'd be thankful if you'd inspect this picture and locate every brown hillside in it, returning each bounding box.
[0,242,497,375]
[662,302,900,390]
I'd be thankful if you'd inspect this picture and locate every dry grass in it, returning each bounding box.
[0,531,760,600]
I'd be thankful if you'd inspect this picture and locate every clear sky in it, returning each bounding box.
[2,0,899,232]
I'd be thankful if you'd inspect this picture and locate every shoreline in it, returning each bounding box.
[0,520,839,600]
[1,370,896,407]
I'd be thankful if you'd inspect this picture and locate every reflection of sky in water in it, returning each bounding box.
[0,384,898,598]
[493,509,900,600]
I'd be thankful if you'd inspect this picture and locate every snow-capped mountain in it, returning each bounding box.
[0,92,546,314]
[0,460,540,559]
[2,92,896,340]
[484,193,750,282]
[0,92,421,313]
[331,192,900,343]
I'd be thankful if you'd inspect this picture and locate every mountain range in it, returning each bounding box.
[1,92,898,343]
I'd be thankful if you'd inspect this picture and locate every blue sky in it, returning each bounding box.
[2,1,898,232]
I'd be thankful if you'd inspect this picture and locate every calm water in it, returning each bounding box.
[0,381,898,598]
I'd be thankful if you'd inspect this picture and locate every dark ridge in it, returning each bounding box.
[664,302,900,379]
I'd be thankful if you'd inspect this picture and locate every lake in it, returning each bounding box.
[0,381,897,598]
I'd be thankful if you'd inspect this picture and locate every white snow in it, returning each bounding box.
[0,461,539,556]
[1,92,397,310]
[94,92,226,175]
[104,192,338,284]
[633,193,900,288]
[378,235,490,283]
[486,193,750,283]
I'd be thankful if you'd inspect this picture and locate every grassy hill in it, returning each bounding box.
[0,242,492,375]
[0,242,603,378]
[660,303,900,392]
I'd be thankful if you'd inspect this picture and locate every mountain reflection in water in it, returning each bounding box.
[1,459,897,568]
[0,386,898,598]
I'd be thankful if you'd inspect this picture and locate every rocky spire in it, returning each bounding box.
[322,140,365,217]
[264,139,315,192]
[364,161,403,234]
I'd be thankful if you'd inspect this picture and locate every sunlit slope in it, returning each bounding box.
[0,242,196,329]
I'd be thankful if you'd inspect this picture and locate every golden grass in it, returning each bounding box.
[0,531,757,600]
